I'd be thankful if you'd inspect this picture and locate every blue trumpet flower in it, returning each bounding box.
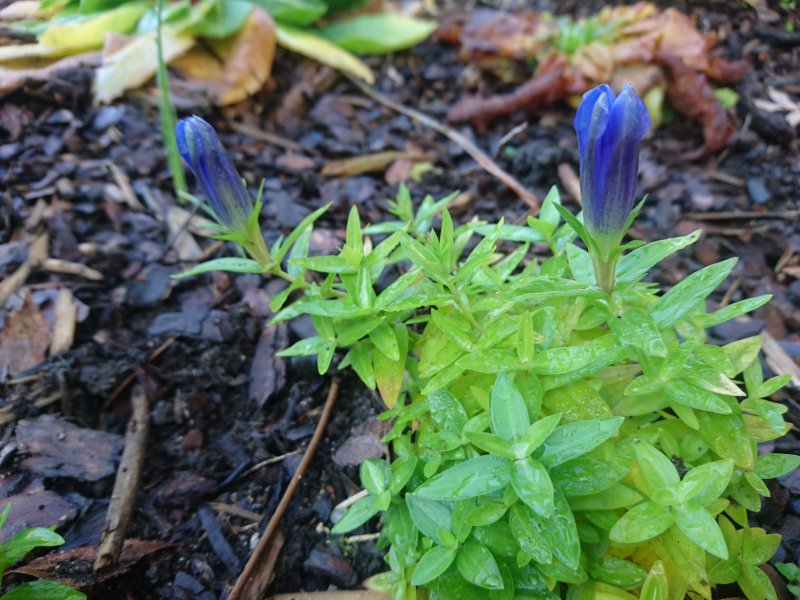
[176,116,270,266]
[574,84,650,290]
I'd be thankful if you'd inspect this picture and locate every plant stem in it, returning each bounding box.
[156,0,188,202]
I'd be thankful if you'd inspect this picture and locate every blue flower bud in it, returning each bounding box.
[176,116,252,234]
[574,84,650,251]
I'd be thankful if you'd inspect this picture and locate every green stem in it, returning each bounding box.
[592,252,618,294]
[156,0,187,202]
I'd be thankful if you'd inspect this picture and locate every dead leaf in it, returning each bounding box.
[50,288,77,355]
[658,52,734,160]
[0,490,78,542]
[0,290,49,376]
[10,540,172,588]
[16,414,124,481]
[754,88,800,128]
[249,324,288,408]
[0,51,101,96]
[172,8,276,106]
[322,150,436,177]
[93,28,195,104]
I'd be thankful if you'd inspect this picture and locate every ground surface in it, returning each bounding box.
[1,0,799,598]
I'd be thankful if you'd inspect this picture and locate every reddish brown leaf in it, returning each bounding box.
[657,52,734,160]
[10,540,172,588]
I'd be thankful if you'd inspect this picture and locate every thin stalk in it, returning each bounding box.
[156,0,188,202]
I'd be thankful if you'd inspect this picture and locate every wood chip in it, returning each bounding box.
[50,287,77,355]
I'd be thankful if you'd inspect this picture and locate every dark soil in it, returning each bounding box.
[1,0,799,598]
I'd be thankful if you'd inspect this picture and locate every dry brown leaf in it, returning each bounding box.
[0,290,49,376]
[322,150,436,177]
[172,8,276,106]
[0,51,101,96]
[10,539,172,588]
[93,28,195,104]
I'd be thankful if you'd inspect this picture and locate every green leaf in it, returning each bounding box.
[633,441,680,502]
[740,562,778,600]
[174,257,265,278]
[567,483,643,511]
[277,336,329,357]
[406,495,451,544]
[0,581,86,600]
[608,309,667,357]
[609,500,674,544]
[464,431,516,460]
[508,504,552,564]
[697,412,755,470]
[40,3,148,49]
[665,380,732,414]
[456,541,504,590]
[455,349,521,373]
[0,525,64,571]
[427,388,467,435]
[531,335,623,376]
[414,455,511,501]
[518,413,562,458]
[680,460,733,506]
[490,373,530,440]
[704,295,772,328]
[465,502,507,527]
[651,258,736,329]
[511,458,554,518]
[349,342,376,389]
[616,230,701,284]
[530,490,581,570]
[186,0,252,38]
[360,458,390,496]
[249,0,326,26]
[755,453,800,479]
[589,558,647,588]
[316,13,436,55]
[551,457,628,497]
[640,561,668,600]
[276,24,374,83]
[673,504,728,559]
[410,545,458,586]
[331,495,379,533]
[369,321,399,361]
[273,203,331,264]
[540,416,624,468]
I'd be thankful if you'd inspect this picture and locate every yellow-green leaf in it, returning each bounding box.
[40,3,149,50]
[275,23,373,83]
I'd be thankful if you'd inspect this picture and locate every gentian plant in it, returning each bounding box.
[177,87,799,600]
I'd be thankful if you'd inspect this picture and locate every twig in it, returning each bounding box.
[94,385,150,571]
[240,449,303,479]
[346,76,539,212]
[761,330,800,391]
[685,210,800,221]
[228,380,340,600]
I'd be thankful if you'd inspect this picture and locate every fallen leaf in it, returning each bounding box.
[16,415,124,482]
[10,540,172,588]
[249,324,288,408]
[93,27,195,104]
[0,490,78,542]
[0,290,49,377]
[754,88,800,128]
[275,23,374,84]
[322,150,436,177]
[39,3,148,51]
[172,7,276,106]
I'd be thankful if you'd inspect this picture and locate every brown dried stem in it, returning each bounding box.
[94,385,150,571]
[228,379,340,600]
